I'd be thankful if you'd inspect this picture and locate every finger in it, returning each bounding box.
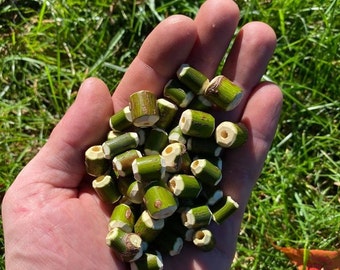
[14,78,114,188]
[217,82,283,266]
[222,22,277,121]
[112,15,197,111]
[187,0,240,78]
[223,82,282,209]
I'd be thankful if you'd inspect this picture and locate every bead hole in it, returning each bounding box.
[92,146,102,152]
[221,130,228,139]
[165,146,173,154]
[196,231,205,240]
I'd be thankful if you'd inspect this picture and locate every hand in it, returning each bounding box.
[2,0,282,269]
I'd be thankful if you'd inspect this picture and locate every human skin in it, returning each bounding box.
[2,0,283,269]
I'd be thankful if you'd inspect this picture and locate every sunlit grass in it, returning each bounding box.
[1,0,339,268]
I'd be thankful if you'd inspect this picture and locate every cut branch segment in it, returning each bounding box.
[132,155,166,184]
[129,90,160,127]
[181,205,213,229]
[92,175,121,204]
[177,64,209,95]
[143,185,178,219]
[134,210,164,242]
[155,98,178,130]
[106,227,143,262]
[113,149,143,177]
[163,78,195,108]
[102,132,139,159]
[168,174,202,199]
[193,228,216,252]
[190,159,222,186]
[204,75,243,111]
[215,121,248,148]
[109,203,136,233]
[211,196,239,224]
[85,145,110,177]
[179,109,215,138]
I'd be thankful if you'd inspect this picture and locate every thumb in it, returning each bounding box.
[14,77,114,189]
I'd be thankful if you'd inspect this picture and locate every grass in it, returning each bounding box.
[1,0,339,269]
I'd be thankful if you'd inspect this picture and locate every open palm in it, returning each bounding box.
[2,0,282,269]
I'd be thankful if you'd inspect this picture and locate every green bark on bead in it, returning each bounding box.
[144,128,169,155]
[168,174,202,199]
[112,149,142,177]
[155,98,178,130]
[109,203,136,232]
[190,159,222,186]
[132,155,166,184]
[179,109,215,138]
[109,106,133,131]
[177,64,209,95]
[129,90,159,127]
[181,205,212,229]
[163,78,194,108]
[106,227,143,262]
[143,185,178,219]
[85,145,110,177]
[204,75,243,111]
[211,196,239,224]
[102,132,139,159]
[92,175,121,204]
[134,210,164,242]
